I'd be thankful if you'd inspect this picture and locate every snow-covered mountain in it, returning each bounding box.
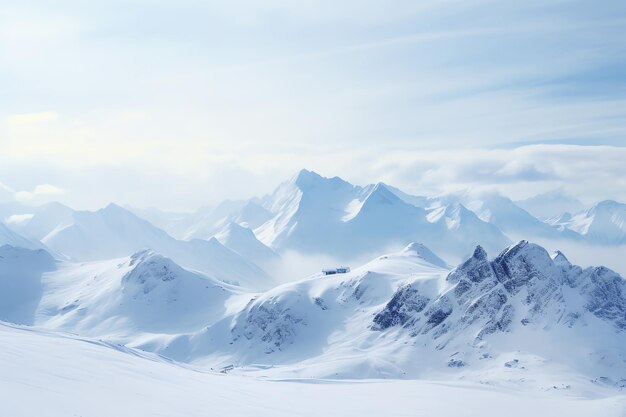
[3,323,619,417]
[0,246,238,337]
[2,201,74,241]
[440,190,582,241]
[40,203,273,290]
[155,240,625,384]
[253,170,511,260]
[549,200,626,245]
[212,222,280,270]
[0,222,47,251]
[1,238,625,390]
[129,200,273,241]
[122,171,625,257]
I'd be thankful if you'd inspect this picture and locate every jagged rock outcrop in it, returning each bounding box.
[373,240,626,343]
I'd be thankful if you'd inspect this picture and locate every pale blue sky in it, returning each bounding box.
[1,0,625,209]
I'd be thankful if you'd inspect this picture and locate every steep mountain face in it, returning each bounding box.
[255,169,361,253]
[550,200,626,245]
[383,183,431,208]
[254,170,511,259]
[41,203,273,290]
[212,222,280,270]
[370,241,626,378]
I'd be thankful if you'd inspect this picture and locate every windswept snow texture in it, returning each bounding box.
[3,323,624,417]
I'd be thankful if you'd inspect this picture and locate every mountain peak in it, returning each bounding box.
[552,250,571,267]
[401,242,448,268]
[594,199,621,209]
[101,203,130,216]
[215,222,255,240]
[129,248,156,266]
[495,240,553,264]
[472,245,488,261]
[363,183,401,206]
[291,169,324,188]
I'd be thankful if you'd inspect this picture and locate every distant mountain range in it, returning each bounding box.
[1,168,625,283]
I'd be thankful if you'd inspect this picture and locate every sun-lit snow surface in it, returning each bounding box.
[3,323,624,417]
[0,247,246,341]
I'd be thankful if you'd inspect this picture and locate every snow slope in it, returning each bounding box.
[0,245,56,324]
[41,203,273,290]
[3,322,623,417]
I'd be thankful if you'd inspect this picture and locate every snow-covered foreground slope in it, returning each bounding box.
[0,245,56,324]
[1,322,624,417]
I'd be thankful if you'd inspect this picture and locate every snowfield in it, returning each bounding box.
[2,322,625,417]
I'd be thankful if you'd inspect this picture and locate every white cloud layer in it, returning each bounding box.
[0,0,624,210]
